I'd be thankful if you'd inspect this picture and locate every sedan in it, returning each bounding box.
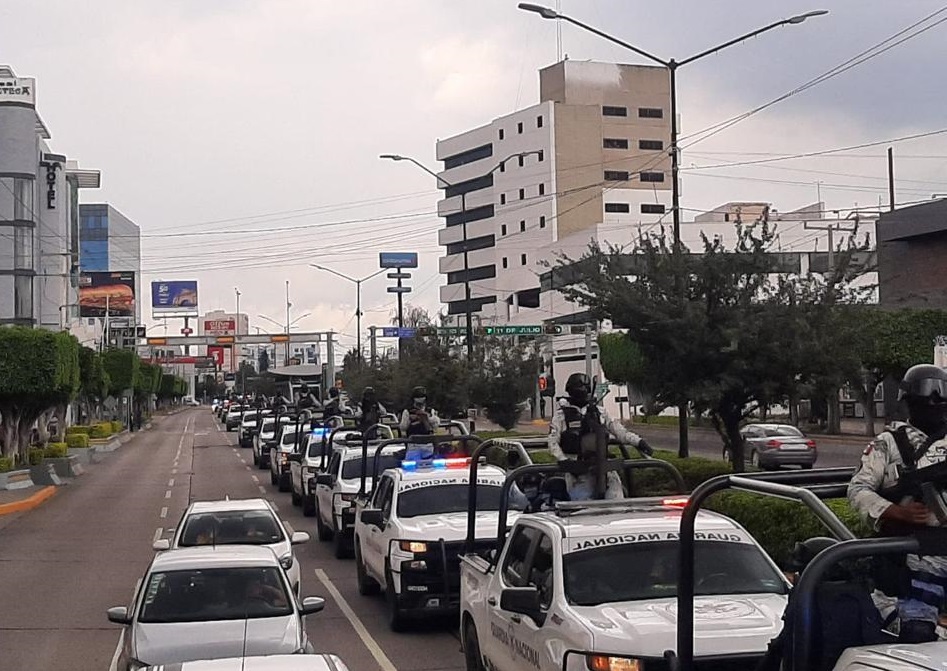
[727,423,817,470]
[142,654,350,670]
[153,498,309,593]
[107,546,324,671]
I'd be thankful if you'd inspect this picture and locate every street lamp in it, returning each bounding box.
[380,150,543,361]
[310,264,386,359]
[257,312,311,366]
[518,3,828,248]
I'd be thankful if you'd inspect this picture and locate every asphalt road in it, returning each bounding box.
[0,409,465,671]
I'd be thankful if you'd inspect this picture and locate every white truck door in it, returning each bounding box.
[486,525,541,671]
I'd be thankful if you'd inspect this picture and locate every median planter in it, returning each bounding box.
[29,463,63,486]
[45,455,84,478]
[0,468,35,491]
[68,446,101,465]
[90,436,121,453]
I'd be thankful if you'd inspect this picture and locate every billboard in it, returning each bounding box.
[79,271,136,318]
[379,252,418,268]
[0,77,35,105]
[204,318,236,336]
[151,280,198,315]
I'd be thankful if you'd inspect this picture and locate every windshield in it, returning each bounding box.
[563,541,787,607]
[139,567,292,623]
[397,483,521,517]
[241,411,258,422]
[341,454,403,480]
[762,426,804,438]
[261,420,275,434]
[281,432,298,446]
[178,511,284,547]
[307,433,330,458]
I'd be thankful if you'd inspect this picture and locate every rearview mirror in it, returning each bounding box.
[106,606,131,625]
[299,596,325,616]
[152,539,171,551]
[290,531,310,545]
[360,509,384,528]
[315,474,333,486]
[500,587,543,623]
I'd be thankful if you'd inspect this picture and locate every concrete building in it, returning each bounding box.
[877,198,947,309]
[0,65,100,333]
[435,60,672,321]
[197,310,249,373]
[78,203,142,325]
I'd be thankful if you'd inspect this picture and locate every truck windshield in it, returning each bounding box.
[563,541,787,606]
[397,483,519,518]
[341,455,403,480]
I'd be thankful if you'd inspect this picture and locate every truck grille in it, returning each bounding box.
[412,540,496,591]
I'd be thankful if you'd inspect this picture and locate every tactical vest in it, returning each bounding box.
[559,405,599,455]
[405,407,429,437]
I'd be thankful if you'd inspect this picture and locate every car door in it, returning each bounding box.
[487,524,540,671]
[317,452,341,525]
[365,475,394,579]
[513,532,560,671]
[743,426,764,460]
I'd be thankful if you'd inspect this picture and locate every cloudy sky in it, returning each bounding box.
[3,0,946,354]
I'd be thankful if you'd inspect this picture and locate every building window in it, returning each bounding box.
[517,121,524,134]
[520,254,527,266]
[539,216,546,229]
[14,275,32,320]
[640,172,665,183]
[500,194,506,205]
[538,150,544,162]
[500,162,505,173]
[446,234,495,255]
[446,204,494,227]
[499,129,505,140]
[501,224,507,236]
[443,143,493,170]
[14,227,33,269]
[444,173,494,198]
[519,188,525,200]
[0,177,35,221]
[538,183,545,196]
[502,257,509,269]
[519,220,526,232]
[602,105,627,117]
[518,155,524,167]
[641,203,666,214]
[537,115,543,128]
[639,139,664,151]
[605,203,630,213]
[604,170,630,181]
[603,138,629,149]
[639,107,664,119]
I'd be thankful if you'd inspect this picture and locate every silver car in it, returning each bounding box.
[107,546,324,671]
[143,654,350,670]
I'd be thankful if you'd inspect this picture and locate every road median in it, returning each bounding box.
[0,485,57,516]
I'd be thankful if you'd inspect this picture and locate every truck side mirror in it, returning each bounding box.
[360,509,384,528]
[315,474,333,486]
[500,587,544,624]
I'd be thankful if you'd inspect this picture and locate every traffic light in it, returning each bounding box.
[543,324,563,335]
[539,373,556,397]
[416,326,437,337]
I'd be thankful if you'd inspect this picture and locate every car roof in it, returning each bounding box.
[395,463,506,483]
[187,498,273,515]
[535,505,741,538]
[150,546,280,571]
[144,654,349,671]
[746,423,801,430]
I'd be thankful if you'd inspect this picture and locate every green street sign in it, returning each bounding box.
[483,325,544,336]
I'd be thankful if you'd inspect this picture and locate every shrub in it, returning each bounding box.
[89,422,113,439]
[111,420,123,434]
[65,425,92,436]
[0,456,13,473]
[66,433,90,449]
[44,443,68,459]
[28,448,45,466]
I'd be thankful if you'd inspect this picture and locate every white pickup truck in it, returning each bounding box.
[460,497,790,671]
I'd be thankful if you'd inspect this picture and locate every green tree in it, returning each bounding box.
[469,339,540,430]
[103,348,140,398]
[78,347,110,423]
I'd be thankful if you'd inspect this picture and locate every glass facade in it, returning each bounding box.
[79,211,109,271]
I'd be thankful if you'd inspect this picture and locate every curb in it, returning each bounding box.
[0,486,57,516]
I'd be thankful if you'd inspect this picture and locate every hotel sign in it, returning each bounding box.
[0,77,35,105]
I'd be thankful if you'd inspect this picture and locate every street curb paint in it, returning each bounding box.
[0,485,57,516]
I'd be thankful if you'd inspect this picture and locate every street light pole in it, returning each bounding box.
[285,280,291,365]
[310,264,386,360]
[380,151,542,361]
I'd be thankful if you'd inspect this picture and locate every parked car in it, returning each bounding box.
[724,423,817,470]
[106,546,324,670]
[142,655,351,670]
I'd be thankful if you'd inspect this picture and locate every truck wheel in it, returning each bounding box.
[291,487,301,506]
[302,494,316,517]
[334,521,353,559]
[270,470,278,486]
[463,618,486,671]
[315,501,333,541]
[278,474,291,493]
[355,541,380,596]
[386,568,408,632]
[252,451,259,466]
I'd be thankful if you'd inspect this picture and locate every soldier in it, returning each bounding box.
[400,386,438,437]
[357,387,387,433]
[848,363,947,643]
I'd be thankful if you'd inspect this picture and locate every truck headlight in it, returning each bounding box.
[279,553,294,571]
[399,541,427,553]
[339,493,356,503]
[586,655,642,671]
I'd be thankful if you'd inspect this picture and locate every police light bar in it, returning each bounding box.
[401,457,471,472]
[310,427,330,437]
[661,497,689,508]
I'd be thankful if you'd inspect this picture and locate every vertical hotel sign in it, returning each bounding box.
[0,77,36,105]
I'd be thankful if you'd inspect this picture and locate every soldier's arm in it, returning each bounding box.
[601,406,643,446]
[847,439,895,529]
[399,410,410,433]
[548,411,567,461]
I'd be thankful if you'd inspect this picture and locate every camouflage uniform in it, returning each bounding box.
[848,421,947,625]
[548,398,645,500]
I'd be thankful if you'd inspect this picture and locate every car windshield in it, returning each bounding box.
[281,432,298,446]
[139,567,292,623]
[178,511,284,547]
[341,454,403,480]
[307,432,331,457]
[563,541,787,607]
[762,426,804,438]
[242,411,258,421]
[261,420,275,434]
[397,483,517,518]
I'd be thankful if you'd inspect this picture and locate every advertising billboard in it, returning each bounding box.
[379,252,418,268]
[151,280,198,315]
[79,271,136,318]
[204,318,236,336]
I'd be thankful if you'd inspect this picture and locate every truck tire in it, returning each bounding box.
[386,567,408,632]
[270,469,278,486]
[334,520,353,559]
[463,618,486,671]
[278,474,291,493]
[303,494,316,517]
[315,500,333,541]
[252,450,259,466]
[355,541,380,596]
[291,486,301,506]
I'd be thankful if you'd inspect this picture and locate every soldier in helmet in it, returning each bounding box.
[548,372,653,500]
[323,386,349,419]
[357,386,387,433]
[400,385,438,437]
[849,363,947,643]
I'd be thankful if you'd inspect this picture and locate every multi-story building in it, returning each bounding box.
[435,60,673,322]
[0,65,100,332]
[78,203,142,325]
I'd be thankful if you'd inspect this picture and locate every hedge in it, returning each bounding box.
[89,423,113,439]
[66,433,90,449]
[0,456,13,472]
[65,425,92,436]
[44,443,68,459]
[110,420,123,434]
[28,448,45,466]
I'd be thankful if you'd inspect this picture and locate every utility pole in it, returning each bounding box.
[369,326,377,367]
[326,333,336,392]
[284,280,291,366]
[584,323,593,382]
[804,218,857,278]
[888,146,896,212]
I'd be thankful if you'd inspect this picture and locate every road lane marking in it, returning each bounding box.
[153,527,163,543]
[270,501,279,511]
[314,569,398,671]
[251,475,259,483]
[168,478,175,487]
[245,465,251,471]
[165,490,172,499]
[172,468,177,475]
[258,485,267,494]
[160,506,168,519]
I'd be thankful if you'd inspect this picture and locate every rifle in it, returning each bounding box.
[881,459,947,527]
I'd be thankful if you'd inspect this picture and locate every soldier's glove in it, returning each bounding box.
[636,439,654,457]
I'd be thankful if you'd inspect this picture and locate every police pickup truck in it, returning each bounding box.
[238,408,264,448]
[254,415,290,469]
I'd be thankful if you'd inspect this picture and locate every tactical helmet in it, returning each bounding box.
[328,386,340,399]
[412,386,427,398]
[362,386,376,402]
[899,364,947,401]
[787,537,837,573]
[565,373,591,405]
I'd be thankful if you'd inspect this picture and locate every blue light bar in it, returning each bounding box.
[402,460,418,472]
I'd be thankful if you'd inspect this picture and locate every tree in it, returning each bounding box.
[556,220,872,470]
[469,338,540,430]
[103,349,140,398]
[598,332,649,418]
[78,347,110,423]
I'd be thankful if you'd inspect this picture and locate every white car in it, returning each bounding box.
[224,406,245,432]
[314,444,404,560]
[461,498,790,671]
[143,655,350,670]
[833,642,947,670]
[237,410,261,448]
[354,456,521,631]
[254,416,290,469]
[107,546,324,671]
[153,498,309,593]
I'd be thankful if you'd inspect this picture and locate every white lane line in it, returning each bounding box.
[314,569,398,671]
[258,485,267,494]
[240,458,247,464]
[164,490,172,499]
[160,506,168,519]
[245,465,251,471]
[153,527,163,544]
[251,475,259,483]
[270,501,279,511]
[168,478,175,487]
[171,468,178,475]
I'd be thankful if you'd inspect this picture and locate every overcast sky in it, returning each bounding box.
[3,0,946,353]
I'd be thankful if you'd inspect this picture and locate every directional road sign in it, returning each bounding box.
[387,286,412,294]
[381,327,416,338]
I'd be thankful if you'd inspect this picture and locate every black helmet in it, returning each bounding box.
[329,387,340,399]
[362,386,376,402]
[412,386,427,398]
[787,537,837,573]
[566,373,591,406]
[298,383,309,394]
[899,365,947,401]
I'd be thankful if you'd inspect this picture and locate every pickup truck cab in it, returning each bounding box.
[315,444,404,559]
[461,497,789,671]
[355,455,524,632]
[254,416,290,469]
[238,409,261,448]
[225,405,245,432]
[290,425,336,517]
[270,425,302,492]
